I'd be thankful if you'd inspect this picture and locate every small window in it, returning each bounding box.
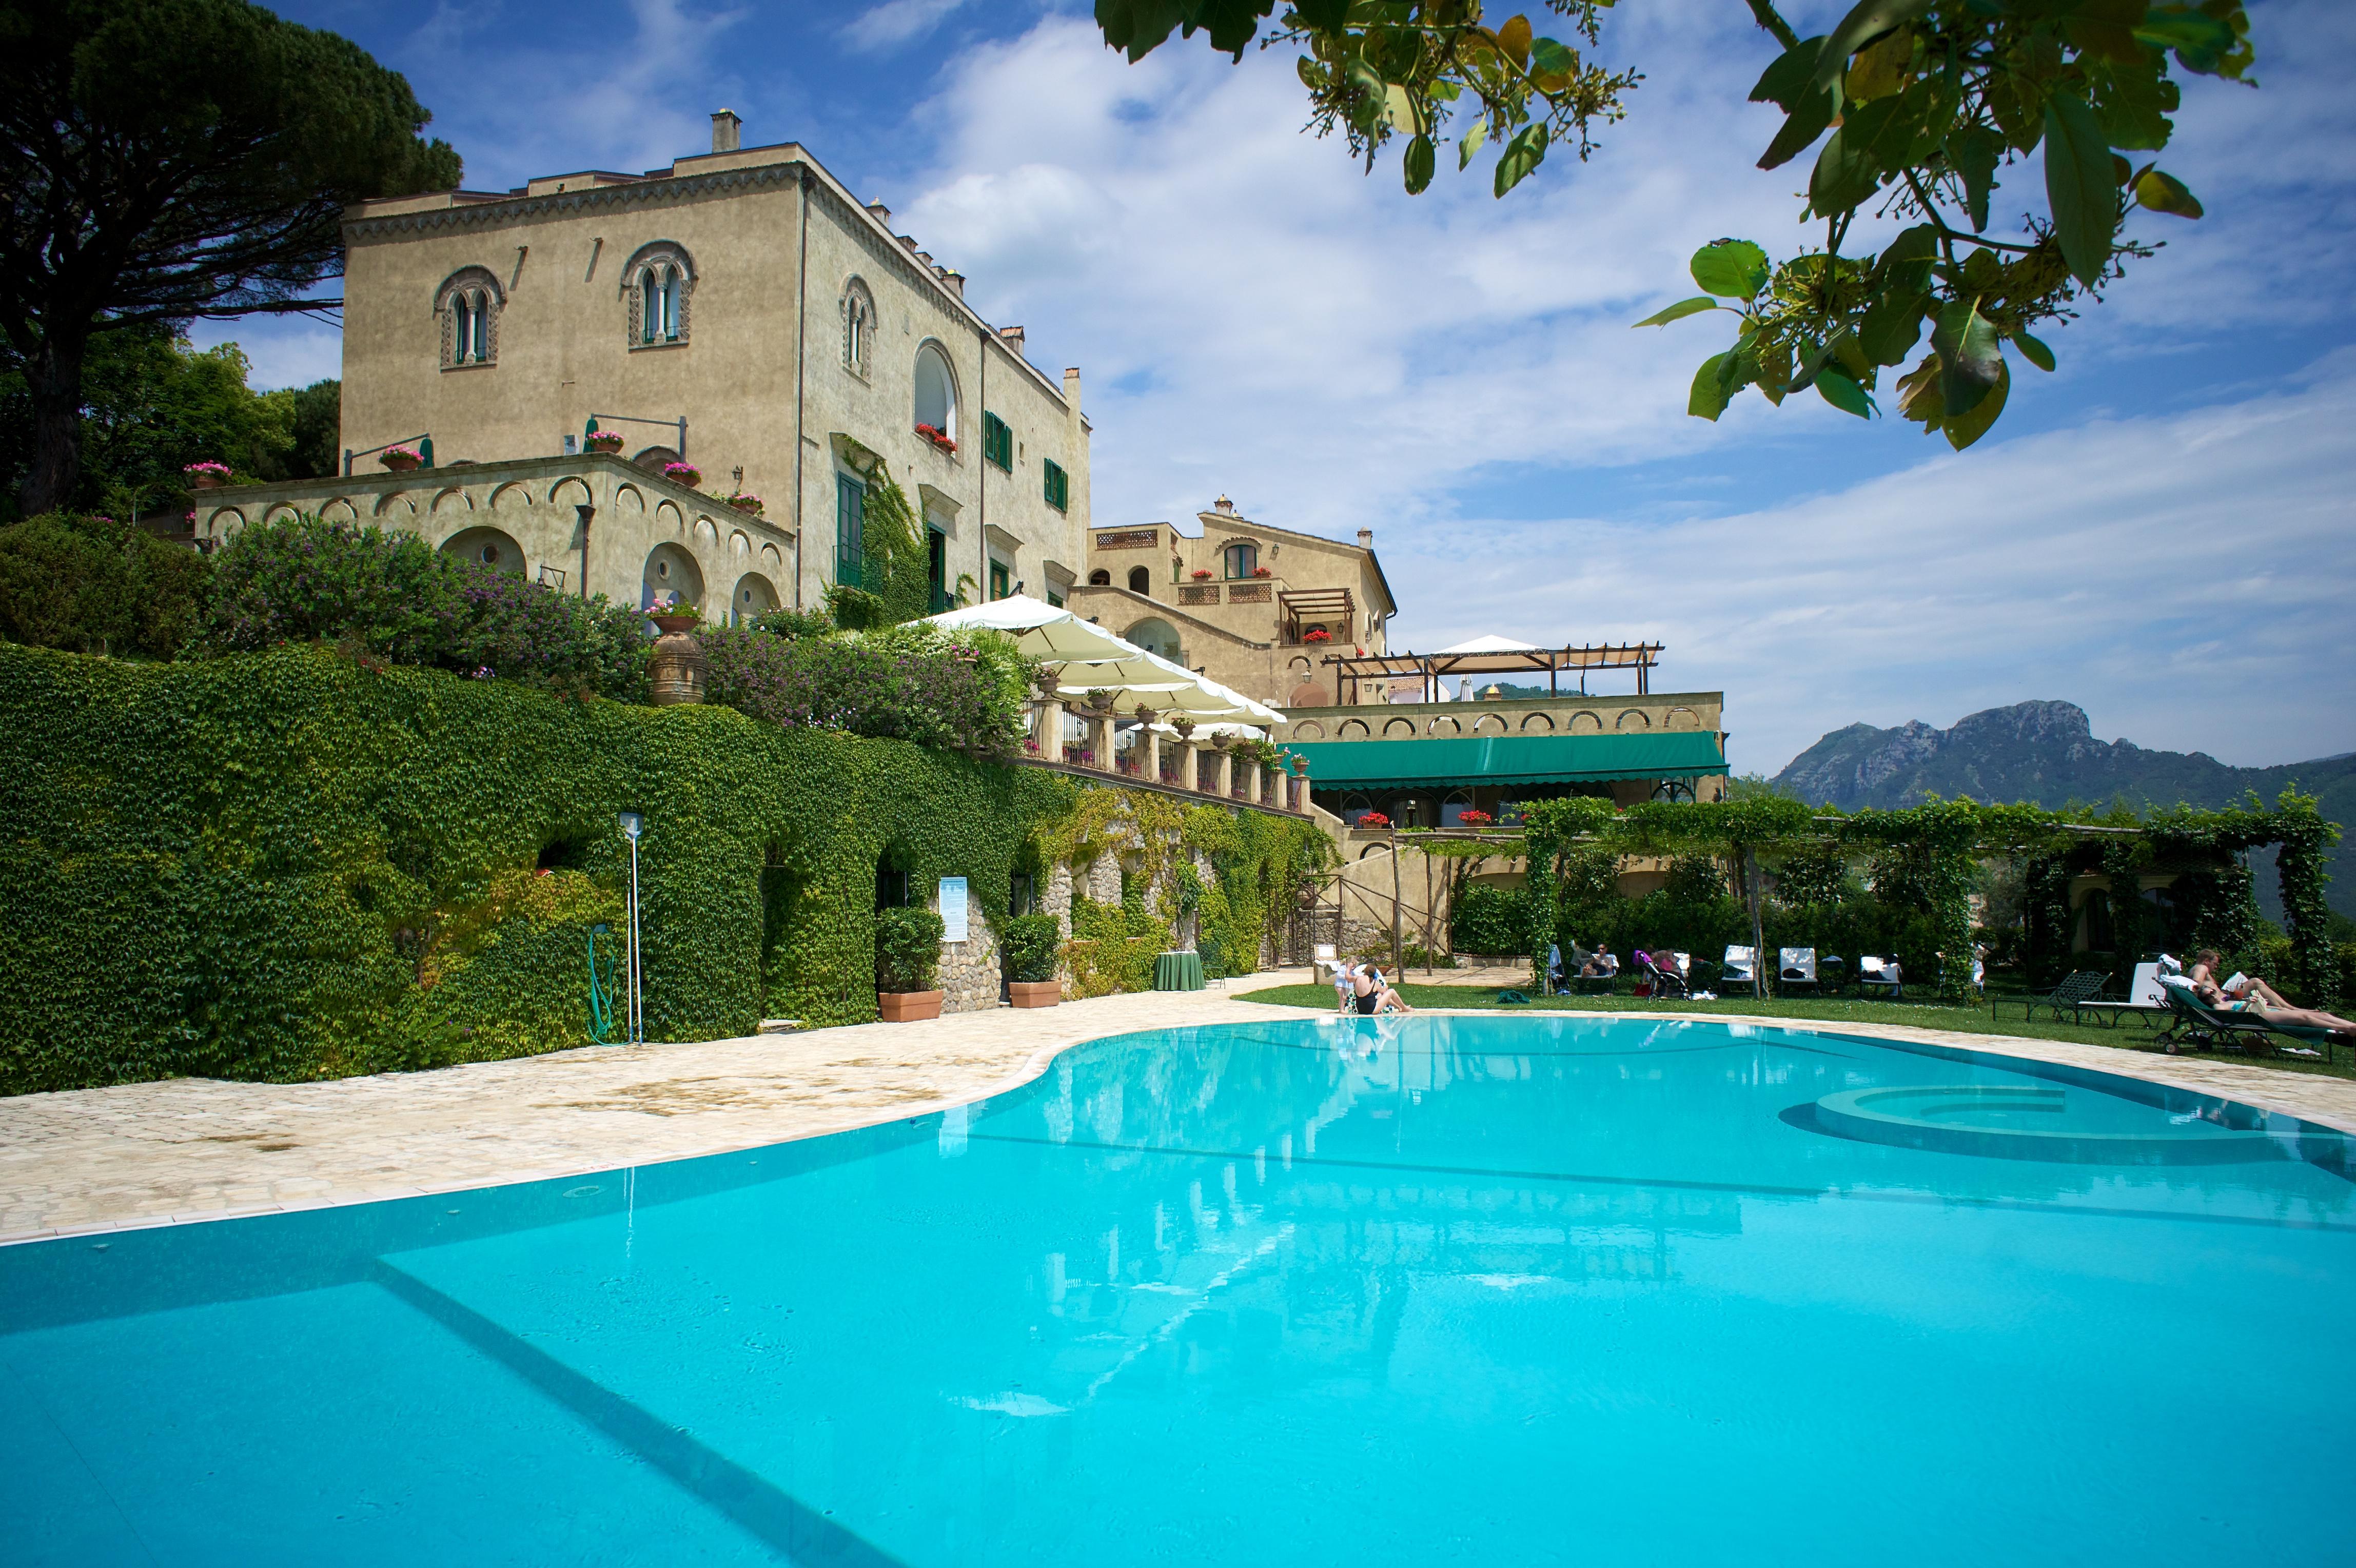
[435,266,503,370]
[835,473,865,587]
[1088,569,1111,586]
[1043,458,1069,513]
[1223,541,1258,579]
[622,242,694,348]
[982,411,1013,472]
[842,277,875,374]
[1046,590,1065,609]
[1127,565,1150,595]
[989,559,1011,601]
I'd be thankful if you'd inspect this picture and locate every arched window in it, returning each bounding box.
[1127,565,1151,595]
[1222,541,1258,579]
[1126,618,1181,661]
[1088,569,1111,586]
[914,341,957,442]
[622,242,695,347]
[842,277,875,374]
[435,267,503,369]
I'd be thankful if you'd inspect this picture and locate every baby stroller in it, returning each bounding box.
[1635,949,1692,1000]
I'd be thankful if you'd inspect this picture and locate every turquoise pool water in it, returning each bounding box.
[5,1015,2353,1566]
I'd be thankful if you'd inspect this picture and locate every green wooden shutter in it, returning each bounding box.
[1043,459,1068,512]
[835,474,865,586]
[983,413,1012,472]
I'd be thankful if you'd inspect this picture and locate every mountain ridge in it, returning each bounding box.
[1769,700,2356,918]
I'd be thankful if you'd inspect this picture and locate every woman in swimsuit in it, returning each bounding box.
[2188,950,2356,1037]
[1351,965,1412,1015]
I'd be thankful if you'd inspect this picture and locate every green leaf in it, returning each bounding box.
[1932,296,2004,417]
[1631,297,1720,329]
[2134,7,2240,74]
[1291,0,1348,31]
[1458,114,1488,170]
[2013,331,2056,373]
[1689,353,1733,421]
[1344,57,1386,132]
[1945,125,2002,231]
[2044,91,2121,287]
[1809,94,1907,217]
[1858,287,1929,365]
[2092,56,2178,150]
[1942,357,2010,450]
[1529,36,1577,77]
[1690,240,1769,299]
[1810,0,1935,94]
[1816,368,1875,419]
[1758,87,1836,171]
[1493,122,1549,199]
[1750,34,1829,110]
[1402,133,1435,195]
[2133,167,2204,218]
[1096,0,1189,63]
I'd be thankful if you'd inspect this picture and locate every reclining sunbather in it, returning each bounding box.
[2186,950,2356,1038]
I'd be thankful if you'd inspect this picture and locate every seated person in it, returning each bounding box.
[2187,949,2356,1037]
[1351,965,1413,1015]
[1581,949,1619,978]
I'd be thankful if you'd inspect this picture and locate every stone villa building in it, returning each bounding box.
[195,112,1089,619]
[1068,496,1397,709]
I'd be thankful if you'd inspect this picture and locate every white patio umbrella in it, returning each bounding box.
[927,595,1283,724]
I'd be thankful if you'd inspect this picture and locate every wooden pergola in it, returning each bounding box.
[1278,586,1356,643]
[1321,642,1665,704]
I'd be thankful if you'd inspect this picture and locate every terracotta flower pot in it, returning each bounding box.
[190,473,226,491]
[1008,980,1061,1009]
[381,452,421,472]
[586,438,624,455]
[878,989,944,1022]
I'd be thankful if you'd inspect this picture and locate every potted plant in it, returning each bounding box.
[1002,912,1063,1008]
[380,445,423,473]
[1250,564,1273,578]
[1357,811,1392,830]
[663,460,702,487]
[725,491,764,515]
[1302,627,1332,644]
[1172,716,1196,739]
[1190,567,1212,581]
[183,461,233,491]
[585,430,625,454]
[1457,809,1495,827]
[876,905,946,1021]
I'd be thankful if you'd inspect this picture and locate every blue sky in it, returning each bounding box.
[200,1,2356,775]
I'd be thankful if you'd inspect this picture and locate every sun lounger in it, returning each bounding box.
[2071,963,2172,1030]
[1856,954,1904,999]
[1721,945,1757,991]
[1778,947,1819,994]
[2157,977,2339,1062]
[2004,968,2110,1024]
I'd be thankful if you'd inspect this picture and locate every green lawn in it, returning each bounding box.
[1232,983,2356,1082]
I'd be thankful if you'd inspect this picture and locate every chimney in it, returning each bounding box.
[1214,495,1236,515]
[865,201,891,225]
[711,109,741,153]
[939,269,965,298]
[1356,527,1373,550]
[998,325,1026,352]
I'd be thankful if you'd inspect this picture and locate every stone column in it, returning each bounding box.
[1293,763,1310,814]
[1245,759,1263,806]
[1032,697,1062,763]
[1212,747,1233,798]
[1091,712,1116,772]
[1144,725,1163,785]
[1170,739,1194,792]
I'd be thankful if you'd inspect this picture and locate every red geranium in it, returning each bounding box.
[1457,809,1494,827]
[1302,628,1332,643]
[1357,811,1391,829]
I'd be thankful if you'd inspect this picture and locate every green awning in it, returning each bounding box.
[1285,731,1726,789]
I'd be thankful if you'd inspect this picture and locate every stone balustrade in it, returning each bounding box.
[1019,699,1311,817]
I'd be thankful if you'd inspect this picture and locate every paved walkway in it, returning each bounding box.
[4,975,2351,1245]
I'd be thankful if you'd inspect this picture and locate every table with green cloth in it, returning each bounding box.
[1153,950,1205,991]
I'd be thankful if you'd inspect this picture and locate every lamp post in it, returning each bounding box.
[618,811,645,1043]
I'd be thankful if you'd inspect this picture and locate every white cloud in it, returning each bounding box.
[841,0,967,53]
[882,5,2356,773]
[184,319,342,392]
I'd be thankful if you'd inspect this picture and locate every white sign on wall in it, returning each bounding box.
[938,876,969,943]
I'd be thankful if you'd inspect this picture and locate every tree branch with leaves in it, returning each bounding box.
[1097,0,2252,450]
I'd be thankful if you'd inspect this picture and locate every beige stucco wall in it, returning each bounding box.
[1068,507,1396,707]
[337,138,1087,616]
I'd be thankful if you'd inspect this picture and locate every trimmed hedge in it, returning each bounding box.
[0,641,1073,1092]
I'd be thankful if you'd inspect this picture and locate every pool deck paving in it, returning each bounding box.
[4,972,2352,1246]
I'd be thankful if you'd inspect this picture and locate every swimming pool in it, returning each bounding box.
[5,1015,2352,1566]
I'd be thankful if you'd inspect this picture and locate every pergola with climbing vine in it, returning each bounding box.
[1509,791,2340,1006]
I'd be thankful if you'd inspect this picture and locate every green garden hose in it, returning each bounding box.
[586,925,620,1044]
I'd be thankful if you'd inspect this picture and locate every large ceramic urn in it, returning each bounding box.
[646,611,708,706]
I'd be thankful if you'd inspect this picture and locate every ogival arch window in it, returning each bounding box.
[842,277,875,375]
[623,242,694,347]
[435,266,503,368]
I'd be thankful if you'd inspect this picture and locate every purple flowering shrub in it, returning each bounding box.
[701,625,1028,758]
[199,515,647,698]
